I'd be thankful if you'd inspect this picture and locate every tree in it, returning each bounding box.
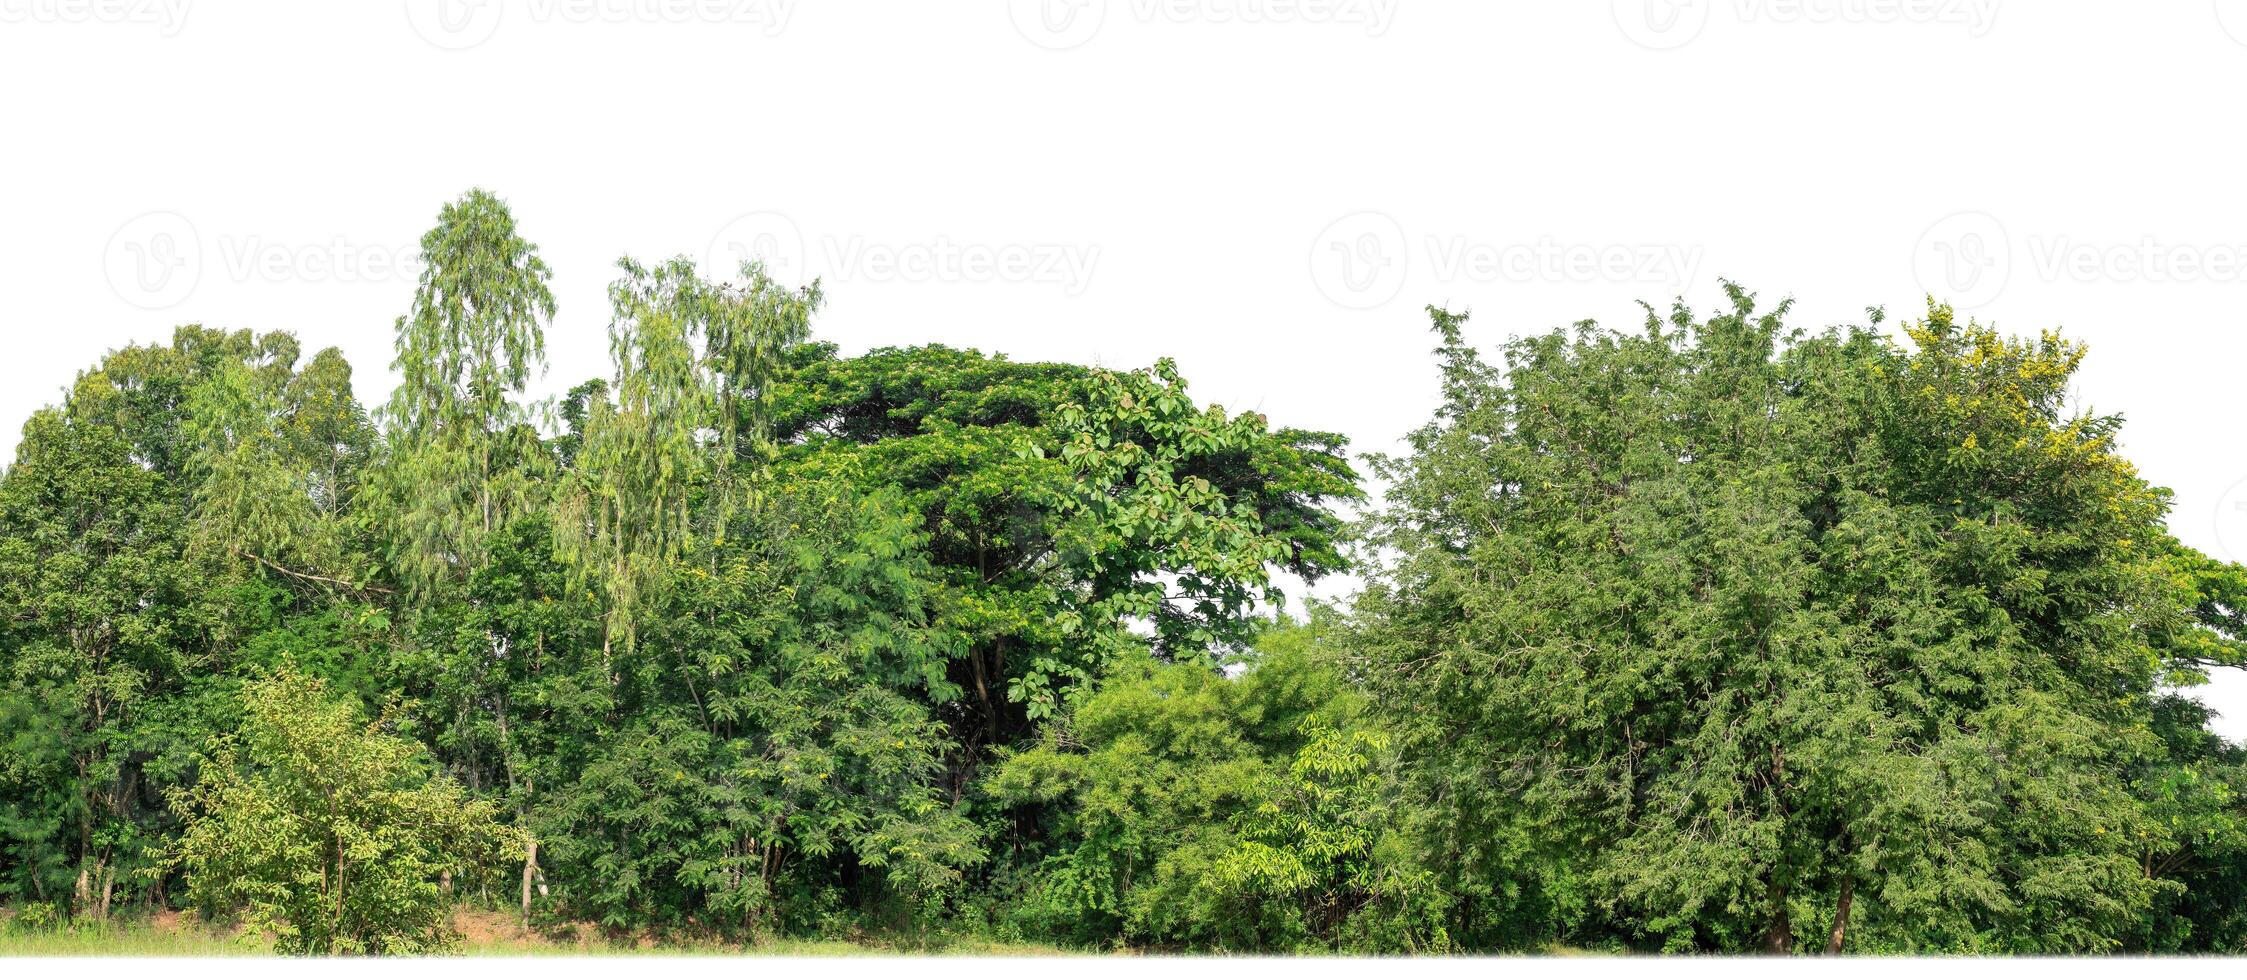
[0,379,186,918]
[535,466,980,935]
[170,669,519,955]
[2134,547,2247,951]
[1352,290,2233,952]
[989,615,1435,951]
[27,187,2241,957]
[1212,723,1448,952]
[768,344,1360,762]
[368,188,557,923]
[185,340,376,595]
[2134,693,2247,951]
[1030,359,1360,714]
[0,328,308,918]
[375,187,556,599]
[554,256,818,657]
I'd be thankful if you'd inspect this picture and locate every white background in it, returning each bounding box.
[3,1,2246,736]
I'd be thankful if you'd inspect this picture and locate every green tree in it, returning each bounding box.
[1353,291,2230,952]
[554,256,818,657]
[990,616,1432,951]
[1028,359,1359,714]
[536,466,980,935]
[1212,723,1448,952]
[2133,694,2247,951]
[2133,547,2247,951]
[769,344,1359,759]
[185,341,376,594]
[368,188,558,922]
[170,669,519,954]
[0,328,314,918]
[0,376,186,917]
[375,187,556,599]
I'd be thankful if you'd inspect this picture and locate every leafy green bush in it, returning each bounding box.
[992,617,1445,952]
[169,670,521,954]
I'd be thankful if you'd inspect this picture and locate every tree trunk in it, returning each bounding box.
[968,644,996,745]
[96,862,115,920]
[521,837,539,928]
[1762,881,1793,954]
[1824,875,1854,955]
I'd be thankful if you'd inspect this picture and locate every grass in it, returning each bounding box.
[0,910,1082,957]
[0,923,269,957]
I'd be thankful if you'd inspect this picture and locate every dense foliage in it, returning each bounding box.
[1351,291,2247,953]
[169,670,517,954]
[1,193,2241,954]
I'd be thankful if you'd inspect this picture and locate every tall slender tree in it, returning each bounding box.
[369,188,555,922]
[376,188,555,598]
[554,257,818,656]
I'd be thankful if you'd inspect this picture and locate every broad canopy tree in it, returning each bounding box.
[768,344,1359,758]
[1351,288,2246,952]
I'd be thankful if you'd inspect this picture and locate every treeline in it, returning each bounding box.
[0,191,2242,954]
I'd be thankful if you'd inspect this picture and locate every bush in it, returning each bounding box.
[169,670,521,954]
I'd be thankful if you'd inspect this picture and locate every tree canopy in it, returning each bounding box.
[1351,289,2247,952]
[1,196,2241,955]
